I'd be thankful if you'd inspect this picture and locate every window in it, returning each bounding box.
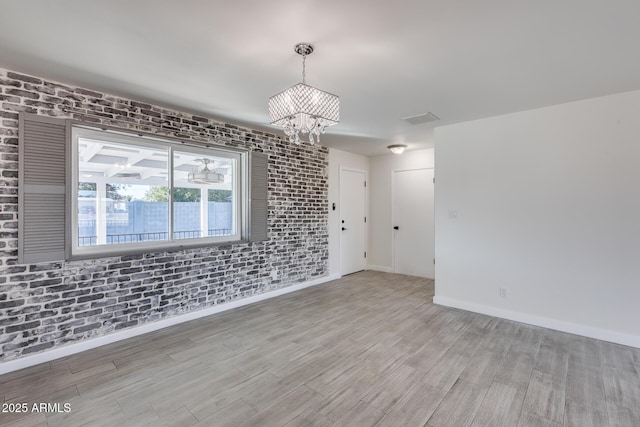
[71,127,244,257]
[19,113,267,264]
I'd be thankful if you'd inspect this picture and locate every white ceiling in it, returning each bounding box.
[1,0,640,156]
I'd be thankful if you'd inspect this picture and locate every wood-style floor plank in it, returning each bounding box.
[428,379,488,427]
[493,350,535,390]
[237,385,322,427]
[565,361,605,405]
[332,400,385,426]
[377,383,446,427]
[471,381,525,427]
[602,365,640,412]
[564,400,609,427]
[521,370,566,424]
[1,271,639,426]
[606,402,640,426]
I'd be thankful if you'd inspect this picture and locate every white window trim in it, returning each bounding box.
[70,126,247,259]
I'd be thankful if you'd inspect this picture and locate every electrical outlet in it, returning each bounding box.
[271,270,278,280]
[499,287,507,298]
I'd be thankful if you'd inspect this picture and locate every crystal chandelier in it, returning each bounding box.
[268,43,340,145]
[188,159,224,184]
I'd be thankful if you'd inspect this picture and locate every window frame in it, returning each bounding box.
[70,125,248,259]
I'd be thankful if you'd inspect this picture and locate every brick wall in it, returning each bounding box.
[0,68,329,362]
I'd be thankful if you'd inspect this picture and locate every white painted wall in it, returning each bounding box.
[434,90,640,347]
[368,149,435,272]
[328,148,370,277]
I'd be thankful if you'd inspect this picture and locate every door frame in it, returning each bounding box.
[339,167,369,276]
[391,167,434,274]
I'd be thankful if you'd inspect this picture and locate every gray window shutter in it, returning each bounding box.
[18,113,69,263]
[249,151,268,242]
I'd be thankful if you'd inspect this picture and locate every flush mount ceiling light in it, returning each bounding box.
[388,144,408,155]
[188,159,224,184]
[268,43,340,145]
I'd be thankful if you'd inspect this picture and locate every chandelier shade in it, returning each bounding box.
[188,159,224,184]
[268,43,340,145]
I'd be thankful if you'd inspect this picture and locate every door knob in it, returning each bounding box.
[393,226,399,230]
[342,227,347,231]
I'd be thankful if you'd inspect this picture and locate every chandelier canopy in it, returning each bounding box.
[268,43,340,145]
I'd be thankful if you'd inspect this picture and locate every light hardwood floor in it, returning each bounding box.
[1,271,640,426]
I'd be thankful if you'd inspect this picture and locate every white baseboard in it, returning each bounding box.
[0,274,340,375]
[433,295,640,349]
[366,265,393,273]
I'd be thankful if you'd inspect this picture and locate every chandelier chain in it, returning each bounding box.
[302,55,306,84]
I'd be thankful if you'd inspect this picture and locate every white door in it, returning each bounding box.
[393,168,434,278]
[340,169,366,275]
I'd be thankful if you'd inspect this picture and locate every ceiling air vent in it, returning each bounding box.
[403,112,439,125]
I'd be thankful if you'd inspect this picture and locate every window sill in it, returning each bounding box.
[68,237,250,261]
